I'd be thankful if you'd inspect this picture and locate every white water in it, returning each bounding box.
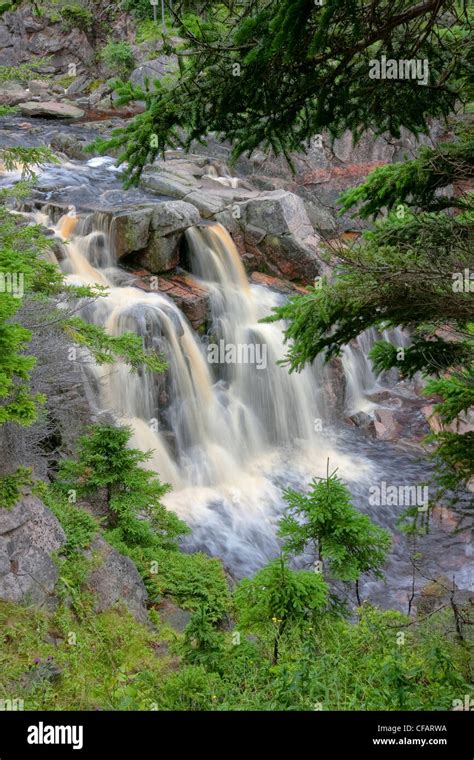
[342,327,409,415]
[45,210,378,574]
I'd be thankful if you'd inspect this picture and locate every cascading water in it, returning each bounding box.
[44,210,375,575]
[19,200,469,601]
[342,327,409,415]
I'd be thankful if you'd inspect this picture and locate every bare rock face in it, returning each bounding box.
[86,537,149,625]
[0,496,66,607]
[230,190,323,281]
[0,6,95,72]
[132,269,210,332]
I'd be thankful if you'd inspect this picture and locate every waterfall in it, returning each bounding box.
[41,209,376,574]
[342,327,409,415]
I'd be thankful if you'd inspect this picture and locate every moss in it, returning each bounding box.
[54,74,75,90]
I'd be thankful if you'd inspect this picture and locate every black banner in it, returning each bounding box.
[0,711,471,757]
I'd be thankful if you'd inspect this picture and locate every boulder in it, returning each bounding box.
[140,170,198,198]
[65,75,90,97]
[0,496,66,607]
[49,131,90,161]
[27,79,50,96]
[93,202,200,268]
[0,82,29,106]
[87,537,149,625]
[130,55,177,88]
[234,190,322,281]
[107,208,153,260]
[19,101,85,119]
[373,408,403,441]
[156,598,192,633]
[140,232,180,273]
[150,201,200,236]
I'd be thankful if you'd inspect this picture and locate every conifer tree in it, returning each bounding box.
[57,424,187,549]
[279,468,391,604]
[267,127,474,495]
[94,0,472,185]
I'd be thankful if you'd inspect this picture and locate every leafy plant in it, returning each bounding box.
[101,41,136,78]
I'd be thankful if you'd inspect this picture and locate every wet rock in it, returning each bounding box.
[65,75,90,97]
[86,537,149,625]
[373,408,403,440]
[346,411,376,433]
[107,207,153,260]
[250,271,308,294]
[132,269,210,331]
[150,201,200,235]
[19,101,85,119]
[49,131,90,161]
[101,202,200,270]
[0,496,66,607]
[140,170,198,198]
[140,233,180,273]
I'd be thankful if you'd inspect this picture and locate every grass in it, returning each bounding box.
[0,601,175,710]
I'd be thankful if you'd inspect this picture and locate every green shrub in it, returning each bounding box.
[101,41,136,78]
[35,482,97,554]
[156,665,223,710]
[61,4,94,33]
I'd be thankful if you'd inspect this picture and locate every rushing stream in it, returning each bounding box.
[1,116,471,608]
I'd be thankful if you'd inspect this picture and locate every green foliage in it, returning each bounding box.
[0,202,61,426]
[53,423,230,618]
[35,481,98,554]
[123,0,158,21]
[101,41,136,78]
[267,606,471,710]
[1,147,59,179]
[266,127,474,494]
[60,3,93,32]
[156,665,223,710]
[0,105,19,116]
[94,0,471,185]
[0,602,171,710]
[117,543,230,620]
[280,469,391,586]
[339,133,474,217]
[234,556,327,663]
[56,424,182,545]
[0,467,33,509]
[64,317,167,373]
[0,59,51,84]
[370,337,471,378]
